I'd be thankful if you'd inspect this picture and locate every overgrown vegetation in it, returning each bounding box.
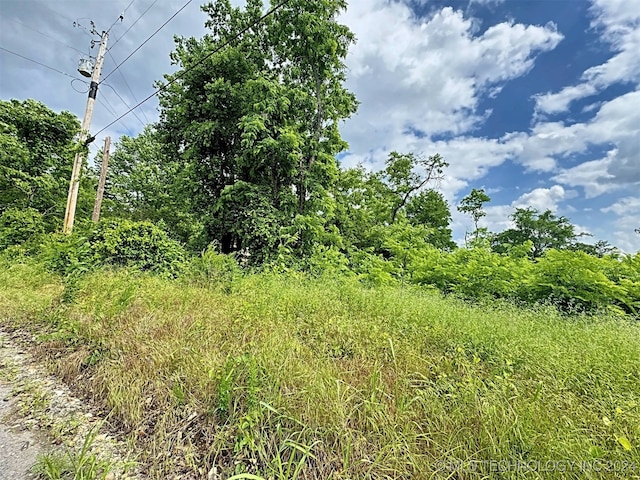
[1,259,638,479]
[1,0,640,478]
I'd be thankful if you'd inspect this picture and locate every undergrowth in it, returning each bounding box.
[0,261,638,479]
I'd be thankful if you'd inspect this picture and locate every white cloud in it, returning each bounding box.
[552,154,617,198]
[601,197,640,217]
[534,0,640,115]
[508,89,640,183]
[534,84,598,116]
[513,185,576,212]
[341,1,562,161]
[601,197,640,252]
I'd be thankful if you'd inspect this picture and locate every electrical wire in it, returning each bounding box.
[0,47,85,81]
[107,0,136,34]
[71,78,90,93]
[102,81,147,128]
[39,4,76,25]
[93,0,292,138]
[109,0,159,51]
[107,49,151,123]
[101,0,194,84]
[97,96,133,133]
[8,18,86,55]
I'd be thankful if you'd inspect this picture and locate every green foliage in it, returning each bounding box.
[0,207,45,249]
[333,154,454,254]
[186,245,241,288]
[158,0,357,255]
[457,188,491,244]
[526,249,637,314]
[412,245,532,299]
[103,126,205,250]
[87,219,186,277]
[38,233,93,277]
[0,99,95,230]
[492,207,579,258]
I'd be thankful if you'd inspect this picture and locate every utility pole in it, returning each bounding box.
[63,30,108,234]
[92,136,111,222]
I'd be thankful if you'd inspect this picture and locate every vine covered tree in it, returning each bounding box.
[157,0,357,259]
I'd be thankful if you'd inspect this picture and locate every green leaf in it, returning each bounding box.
[617,436,632,451]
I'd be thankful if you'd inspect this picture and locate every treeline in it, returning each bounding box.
[1,0,639,317]
[1,98,639,316]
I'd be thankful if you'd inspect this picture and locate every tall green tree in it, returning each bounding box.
[492,207,579,259]
[157,0,357,259]
[405,190,456,250]
[104,126,204,249]
[457,188,491,246]
[0,99,94,230]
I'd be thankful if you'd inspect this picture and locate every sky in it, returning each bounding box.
[1,0,639,251]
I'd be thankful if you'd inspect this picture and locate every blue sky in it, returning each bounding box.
[1,0,639,251]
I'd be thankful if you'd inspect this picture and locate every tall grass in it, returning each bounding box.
[1,262,638,479]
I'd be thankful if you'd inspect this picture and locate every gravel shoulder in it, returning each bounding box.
[0,328,142,480]
[0,381,42,479]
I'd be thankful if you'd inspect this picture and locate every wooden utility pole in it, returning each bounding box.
[92,136,111,222]
[63,30,109,234]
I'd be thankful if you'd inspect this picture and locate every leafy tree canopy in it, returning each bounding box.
[492,207,580,259]
[0,99,94,230]
[157,0,358,258]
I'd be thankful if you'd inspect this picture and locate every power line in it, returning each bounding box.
[110,0,159,51]
[101,0,194,84]
[8,18,87,56]
[94,0,292,138]
[0,47,85,81]
[97,96,133,133]
[107,0,136,34]
[103,81,147,128]
[39,4,76,25]
[107,49,151,123]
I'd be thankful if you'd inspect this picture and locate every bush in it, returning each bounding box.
[526,249,634,314]
[186,245,241,288]
[87,219,187,277]
[0,207,45,250]
[38,232,94,276]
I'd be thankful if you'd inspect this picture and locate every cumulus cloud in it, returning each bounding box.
[601,197,640,252]
[534,0,640,115]
[512,185,577,212]
[341,1,562,164]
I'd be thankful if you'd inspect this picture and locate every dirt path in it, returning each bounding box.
[0,329,141,480]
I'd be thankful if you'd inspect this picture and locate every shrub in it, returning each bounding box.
[0,207,45,250]
[38,232,94,277]
[88,219,187,277]
[186,245,241,288]
[525,249,631,314]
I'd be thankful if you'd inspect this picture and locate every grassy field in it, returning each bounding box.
[1,261,639,479]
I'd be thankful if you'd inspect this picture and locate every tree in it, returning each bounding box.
[405,190,456,250]
[0,99,95,230]
[379,152,447,224]
[570,240,616,258]
[157,0,357,258]
[104,126,204,249]
[333,152,451,254]
[457,188,491,245]
[492,207,579,259]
